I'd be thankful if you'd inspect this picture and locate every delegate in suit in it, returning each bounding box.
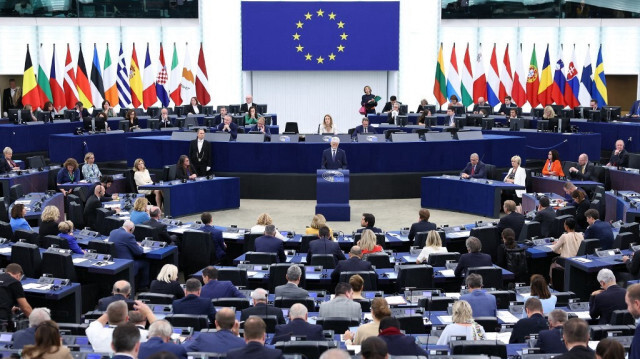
[307,226,346,265]
[188,129,211,177]
[318,282,362,321]
[330,246,373,283]
[274,265,309,299]
[172,279,217,324]
[201,266,246,299]
[183,307,245,353]
[407,208,437,241]
[217,115,238,140]
[568,153,596,181]
[460,153,487,179]
[352,117,374,137]
[255,225,286,263]
[108,221,149,289]
[226,316,283,359]
[537,309,568,354]
[321,137,348,170]
[271,304,323,344]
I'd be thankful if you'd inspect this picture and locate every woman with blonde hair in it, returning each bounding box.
[305,214,334,239]
[129,197,150,225]
[22,320,72,359]
[542,105,556,119]
[344,297,391,345]
[149,264,184,299]
[39,205,61,237]
[82,152,102,182]
[133,158,163,208]
[504,155,526,200]
[437,300,486,345]
[318,114,338,134]
[359,229,382,255]
[416,230,448,263]
[250,212,285,240]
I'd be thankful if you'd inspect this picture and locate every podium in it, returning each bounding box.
[316,170,350,221]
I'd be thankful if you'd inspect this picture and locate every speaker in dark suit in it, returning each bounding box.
[461,157,487,179]
[189,129,212,176]
[321,139,348,170]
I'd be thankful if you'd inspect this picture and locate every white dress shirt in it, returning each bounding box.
[86,321,148,353]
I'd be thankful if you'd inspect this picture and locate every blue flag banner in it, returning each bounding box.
[241,1,399,71]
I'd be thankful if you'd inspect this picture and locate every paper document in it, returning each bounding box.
[0,247,11,254]
[385,296,407,305]
[247,271,258,277]
[222,232,243,239]
[72,258,88,264]
[438,269,455,277]
[570,311,591,319]
[23,283,51,290]
[346,345,361,354]
[444,292,461,299]
[485,332,512,344]
[437,315,453,324]
[573,257,592,263]
[496,311,520,323]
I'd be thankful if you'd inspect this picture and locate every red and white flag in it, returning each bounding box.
[63,44,79,109]
[195,43,211,105]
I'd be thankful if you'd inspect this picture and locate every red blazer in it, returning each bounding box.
[542,159,564,177]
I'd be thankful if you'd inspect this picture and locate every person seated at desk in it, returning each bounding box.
[590,99,599,112]
[472,97,487,114]
[240,95,254,113]
[58,220,83,254]
[189,128,211,177]
[344,297,391,345]
[183,307,246,353]
[82,152,102,182]
[496,228,525,276]
[436,300,486,345]
[550,217,583,275]
[542,149,565,177]
[133,158,163,209]
[417,98,431,114]
[271,303,323,344]
[535,196,556,238]
[629,98,640,118]
[568,153,596,181]
[445,107,456,127]
[572,190,590,231]
[12,307,51,349]
[184,96,202,115]
[497,200,525,239]
[10,203,32,232]
[454,236,493,277]
[240,288,286,324]
[416,230,448,264]
[589,269,627,325]
[143,207,177,246]
[542,105,556,121]
[97,280,134,311]
[537,309,569,354]
[149,264,184,300]
[172,278,217,324]
[86,300,155,353]
[250,212,286,240]
[584,208,613,249]
[227,317,283,359]
[175,155,197,181]
[255,225,286,263]
[449,94,463,108]
[563,181,586,205]
[93,112,108,131]
[331,246,373,283]
[528,274,557,315]
[0,263,32,329]
[139,320,187,359]
[305,214,334,238]
[382,95,400,113]
[244,106,259,125]
[56,158,81,196]
[556,318,595,359]
[130,197,151,225]
[507,108,518,125]
[214,106,228,124]
[88,175,114,202]
[199,212,225,262]
[504,155,526,202]
[352,117,373,136]
[386,102,401,125]
[408,208,437,242]
[510,297,548,344]
[274,264,309,299]
[38,205,60,237]
[460,273,497,317]
[74,101,90,120]
[0,146,20,173]
[84,185,108,230]
[125,109,140,131]
[349,274,366,300]
[356,213,382,234]
[319,282,362,321]
[498,96,517,115]
[319,114,338,134]
[158,107,172,128]
[321,136,348,170]
[358,229,383,255]
[102,100,115,117]
[461,153,487,179]
[378,317,428,357]
[606,139,629,167]
[307,226,345,265]
[22,104,37,122]
[250,117,271,137]
[216,115,238,140]
[201,266,245,299]
[21,320,72,359]
[109,221,150,290]
[41,101,56,122]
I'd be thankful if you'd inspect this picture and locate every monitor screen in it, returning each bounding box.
[453,106,466,115]
[477,105,492,115]
[509,118,524,131]
[574,106,592,118]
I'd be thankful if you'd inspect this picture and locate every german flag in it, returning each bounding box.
[76,46,93,107]
[22,45,41,109]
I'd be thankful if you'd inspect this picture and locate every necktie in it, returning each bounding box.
[332,150,336,161]
[364,127,367,133]
[471,166,475,176]
[582,166,585,174]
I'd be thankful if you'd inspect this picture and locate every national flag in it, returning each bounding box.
[486,44,500,107]
[564,46,580,108]
[180,44,196,104]
[578,47,593,106]
[460,43,474,108]
[433,43,447,106]
[156,43,170,108]
[592,44,607,107]
[142,43,157,109]
[526,45,540,108]
[103,44,118,107]
[169,43,181,106]
[116,44,131,107]
[498,44,513,101]
[196,43,211,105]
[36,44,52,109]
[472,44,487,103]
[446,43,461,105]
[49,44,65,111]
[76,46,93,107]
[512,44,526,107]
[63,44,79,109]
[90,44,105,107]
[551,59,567,106]
[129,43,143,108]
[22,45,41,109]
[537,44,553,106]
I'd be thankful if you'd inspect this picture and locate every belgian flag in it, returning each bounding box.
[22,44,41,109]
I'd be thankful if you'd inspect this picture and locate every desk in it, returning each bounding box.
[572,119,640,152]
[564,254,628,300]
[139,177,240,217]
[609,168,640,193]
[604,191,640,223]
[0,170,50,204]
[421,175,525,218]
[530,176,601,195]
[21,277,82,323]
[10,192,64,224]
[521,192,565,214]
[57,174,128,195]
[0,121,80,153]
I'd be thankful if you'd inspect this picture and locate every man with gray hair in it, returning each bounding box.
[12,307,50,349]
[255,224,286,263]
[138,320,187,359]
[240,288,285,324]
[109,220,150,289]
[171,278,217,324]
[459,273,497,316]
[461,153,486,179]
[320,349,352,359]
[589,268,627,324]
[87,300,155,353]
[274,264,309,299]
[321,136,348,170]
[271,303,323,344]
[454,236,492,277]
[537,309,569,354]
[216,115,238,140]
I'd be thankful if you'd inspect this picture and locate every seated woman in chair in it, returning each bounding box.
[416,230,448,264]
[56,158,81,196]
[10,204,32,233]
[133,158,163,209]
[58,220,83,254]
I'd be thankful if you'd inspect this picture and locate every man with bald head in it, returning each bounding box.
[84,184,106,230]
[461,153,486,179]
[216,115,238,140]
[109,220,149,289]
[331,246,373,283]
[472,97,487,114]
[568,153,595,181]
[271,303,324,344]
[607,139,629,167]
[158,107,172,128]
[98,280,134,311]
[183,307,245,353]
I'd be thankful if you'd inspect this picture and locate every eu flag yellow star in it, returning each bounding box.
[292,33,301,40]
[316,56,324,64]
[328,53,336,61]
[296,21,304,28]
[337,44,345,52]
[328,12,336,20]
[304,12,312,20]
[340,32,348,40]
[305,53,312,61]
[296,44,304,52]
[337,21,345,28]
[316,9,324,17]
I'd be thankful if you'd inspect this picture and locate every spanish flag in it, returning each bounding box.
[76,46,93,108]
[22,45,41,109]
[433,43,447,106]
[537,44,553,106]
[129,43,143,108]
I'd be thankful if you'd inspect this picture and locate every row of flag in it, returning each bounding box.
[22,42,212,112]
[433,43,608,109]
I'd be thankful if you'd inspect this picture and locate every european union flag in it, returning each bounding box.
[242,1,399,71]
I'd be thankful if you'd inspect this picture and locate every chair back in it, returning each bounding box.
[551,214,573,238]
[240,315,278,333]
[418,296,455,311]
[26,156,46,169]
[212,298,251,311]
[473,317,500,332]
[95,208,114,235]
[0,199,7,223]
[487,290,516,310]
[397,264,433,291]
[396,314,427,334]
[137,292,175,304]
[610,310,634,325]
[577,238,601,256]
[427,252,460,267]
[269,263,306,292]
[339,271,377,291]
[315,317,359,333]
[470,226,500,262]
[245,252,277,265]
[309,254,336,269]
[613,232,635,250]
[9,184,24,204]
[181,231,215,277]
[364,253,392,269]
[275,341,336,359]
[87,240,116,256]
[466,266,502,289]
[42,235,69,250]
[554,291,576,307]
[243,233,262,252]
[216,268,249,287]
[68,202,84,230]
[353,298,371,312]
[134,224,159,241]
[620,223,640,244]
[284,122,299,134]
[42,251,77,282]
[165,314,209,331]
[11,242,41,277]
[300,235,317,252]
[413,231,429,247]
[274,297,315,312]
[450,340,507,358]
[519,221,541,241]
[14,229,40,247]
[0,221,12,241]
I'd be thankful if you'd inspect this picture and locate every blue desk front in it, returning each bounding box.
[421,176,525,218]
[0,170,50,204]
[572,119,640,152]
[57,174,128,195]
[531,176,601,196]
[604,191,640,223]
[0,121,80,153]
[564,254,629,300]
[139,177,240,217]
[21,277,81,323]
[10,192,64,224]
[127,134,525,172]
[609,168,640,193]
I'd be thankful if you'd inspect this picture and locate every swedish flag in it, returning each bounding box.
[592,45,608,108]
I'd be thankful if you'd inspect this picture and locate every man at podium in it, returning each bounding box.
[321,137,348,170]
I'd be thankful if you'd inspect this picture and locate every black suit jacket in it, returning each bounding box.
[0,157,13,174]
[185,104,202,115]
[255,235,286,263]
[2,88,21,112]
[331,257,373,282]
[189,139,211,175]
[143,218,173,244]
[461,161,487,179]
[240,103,253,113]
[352,125,374,136]
[307,238,346,264]
[408,220,437,241]
[497,212,525,240]
[321,148,348,170]
[589,284,627,324]
[537,327,567,354]
[569,163,596,181]
[626,250,640,279]
[216,122,238,140]
[356,226,382,234]
[83,195,102,230]
[454,252,493,277]
[498,102,517,115]
[553,345,594,359]
[509,313,548,343]
[172,294,217,323]
[176,164,197,180]
[271,318,324,344]
[609,149,629,167]
[534,207,556,238]
[227,341,282,359]
[240,303,286,324]
[97,294,133,311]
